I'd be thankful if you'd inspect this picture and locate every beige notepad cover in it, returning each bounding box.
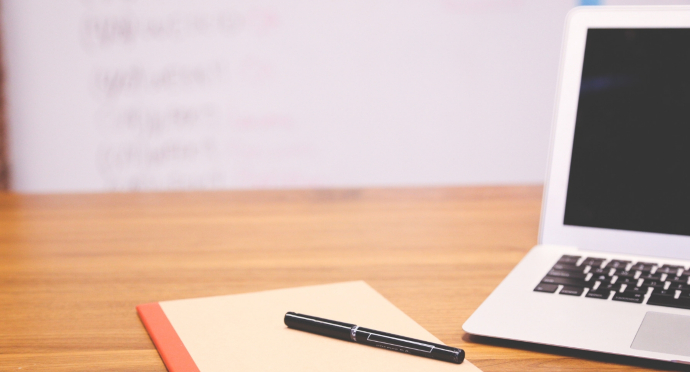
[139,281,480,371]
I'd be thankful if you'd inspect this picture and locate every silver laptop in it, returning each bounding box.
[464,6,690,363]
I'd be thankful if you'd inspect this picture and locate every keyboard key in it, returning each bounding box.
[631,262,656,272]
[669,283,690,291]
[589,267,608,275]
[557,255,581,264]
[559,286,584,296]
[598,283,622,292]
[551,263,583,272]
[585,289,611,299]
[605,260,631,269]
[657,265,684,275]
[581,257,605,266]
[660,264,685,270]
[647,294,678,306]
[647,295,690,310]
[616,271,636,278]
[541,276,588,287]
[534,283,558,293]
[616,277,636,285]
[651,288,675,297]
[548,269,586,279]
[612,291,644,303]
[641,280,665,288]
[667,275,689,284]
[627,286,649,295]
[640,273,662,281]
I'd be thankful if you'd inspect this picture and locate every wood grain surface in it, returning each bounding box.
[0,186,686,371]
[0,35,8,191]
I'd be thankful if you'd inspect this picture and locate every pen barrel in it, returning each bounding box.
[285,312,464,365]
[284,312,354,342]
[354,327,464,364]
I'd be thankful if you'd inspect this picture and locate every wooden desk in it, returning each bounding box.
[0,186,683,371]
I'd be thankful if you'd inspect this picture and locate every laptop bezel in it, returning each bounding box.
[540,6,690,260]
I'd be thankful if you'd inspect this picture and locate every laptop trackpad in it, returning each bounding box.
[631,311,690,357]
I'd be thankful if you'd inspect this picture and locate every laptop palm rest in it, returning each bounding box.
[631,312,690,357]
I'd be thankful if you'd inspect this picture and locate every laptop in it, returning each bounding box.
[463,6,690,363]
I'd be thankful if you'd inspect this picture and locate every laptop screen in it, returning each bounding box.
[564,28,690,237]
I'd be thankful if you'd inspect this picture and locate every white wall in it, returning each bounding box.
[2,0,686,193]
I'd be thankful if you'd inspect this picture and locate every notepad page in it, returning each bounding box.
[159,281,480,371]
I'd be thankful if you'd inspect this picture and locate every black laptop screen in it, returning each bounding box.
[563,28,690,236]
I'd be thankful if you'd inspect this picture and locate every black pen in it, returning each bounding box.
[284,312,464,364]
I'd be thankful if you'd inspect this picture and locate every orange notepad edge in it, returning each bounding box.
[137,302,200,372]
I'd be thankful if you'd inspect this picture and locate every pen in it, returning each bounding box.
[284,312,464,364]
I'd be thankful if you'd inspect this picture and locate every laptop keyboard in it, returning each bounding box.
[534,255,690,309]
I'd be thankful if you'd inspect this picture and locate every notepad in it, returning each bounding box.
[137,281,481,371]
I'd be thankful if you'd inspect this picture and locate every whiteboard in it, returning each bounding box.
[2,0,684,192]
